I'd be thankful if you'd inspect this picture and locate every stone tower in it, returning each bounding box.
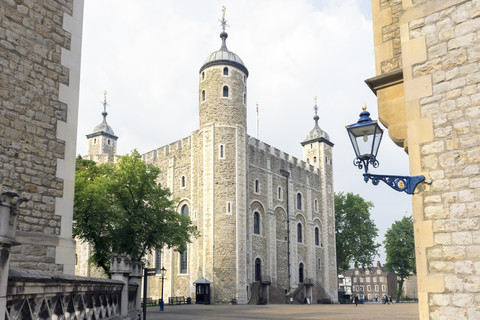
[195,11,250,303]
[301,100,336,294]
[85,92,118,164]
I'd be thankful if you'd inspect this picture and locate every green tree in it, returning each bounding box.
[384,216,416,302]
[74,150,196,275]
[335,192,380,273]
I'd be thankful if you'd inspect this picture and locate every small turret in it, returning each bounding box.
[85,91,118,163]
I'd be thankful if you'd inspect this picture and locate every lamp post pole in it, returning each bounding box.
[160,267,166,311]
[280,169,291,294]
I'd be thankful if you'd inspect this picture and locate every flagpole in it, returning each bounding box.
[256,103,259,139]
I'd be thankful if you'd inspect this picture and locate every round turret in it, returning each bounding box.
[199,19,248,129]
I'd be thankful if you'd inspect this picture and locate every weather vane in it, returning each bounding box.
[314,96,319,115]
[102,90,109,114]
[220,6,229,32]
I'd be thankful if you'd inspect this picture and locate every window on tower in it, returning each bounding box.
[254,211,260,235]
[315,227,320,246]
[297,193,302,210]
[297,223,303,243]
[202,71,205,80]
[181,204,189,217]
[219,144,225,159]
[254,179,259,193]
[202,90,205,101]
[180,251,188,274]
[313,156,317,163]
[223,67,229,75]
[181,176,186,188]
[223,86,229,97]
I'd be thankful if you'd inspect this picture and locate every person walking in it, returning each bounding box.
[354,295,359,306]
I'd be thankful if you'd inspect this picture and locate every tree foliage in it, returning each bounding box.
[384,216,416,301]
[73,150,196,275]
[335,192,380,273]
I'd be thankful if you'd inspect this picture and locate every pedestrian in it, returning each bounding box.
[354,295,359,306]
[389,296,393,304]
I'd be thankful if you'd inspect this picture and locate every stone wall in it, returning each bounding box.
[0,0,84,274]
[370,0,480,318]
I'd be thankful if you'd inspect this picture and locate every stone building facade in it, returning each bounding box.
[81,18,338,304]
[368,0,480,318]
[0,0,84,275]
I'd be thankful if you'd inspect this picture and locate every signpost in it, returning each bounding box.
[143,268,156,320]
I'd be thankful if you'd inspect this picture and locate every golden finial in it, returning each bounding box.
[314,96,317,105]
[222,6,226,20]
[104,90,107,100]
[362,104,367,111]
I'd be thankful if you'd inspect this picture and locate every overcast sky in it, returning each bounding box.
[76,0,412,264]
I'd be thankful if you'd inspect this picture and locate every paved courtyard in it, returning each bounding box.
[147,303,419,320]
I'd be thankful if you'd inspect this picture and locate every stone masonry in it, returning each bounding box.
[0,0,84,274]
[368,0,480,318]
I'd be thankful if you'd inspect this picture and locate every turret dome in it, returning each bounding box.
[200,17,248,76]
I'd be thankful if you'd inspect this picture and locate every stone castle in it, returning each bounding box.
[80,14,338,304]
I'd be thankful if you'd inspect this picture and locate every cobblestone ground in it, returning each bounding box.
[147,303,419,320]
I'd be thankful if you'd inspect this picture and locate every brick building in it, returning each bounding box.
[340,262,397,302]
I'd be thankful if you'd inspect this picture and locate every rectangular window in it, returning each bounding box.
[353,277,357,283]
[355,285,359,291]
[367,285,371,291]
[382,285,386,292]
[219,145,225,159]
[375,285,379,292]
[180,251,187,274]
[155,250,162,273]
[226,201,232,215]
[366,277,370,282]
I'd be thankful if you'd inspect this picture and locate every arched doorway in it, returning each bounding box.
[255,258,262,282]
[299,263,304,283]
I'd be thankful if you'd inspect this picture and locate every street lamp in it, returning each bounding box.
[346,105,426,194]
[160,267,166,311]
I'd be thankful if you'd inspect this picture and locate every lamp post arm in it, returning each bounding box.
[363,173,425,194]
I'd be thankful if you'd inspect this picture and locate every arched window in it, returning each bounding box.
[181,176,186,188]
[180,251,187,274]
[254,179,259,193]
[202,71,205,80]
[299,263,304,283]
[315,227,320,246]
[297,223,303,243]
[202,90,205,101]
[297,193,302,210]
[223,86,229,97]
[255,258,262,282]
[223,67,229,75]
[108,139,111,145]
[181,204,189,217]
[254,211,260,234]
[93,138,96,144]
[314,199,318,211]
[313,156,317,163]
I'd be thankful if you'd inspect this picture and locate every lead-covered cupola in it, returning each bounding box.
[200,8,248,76]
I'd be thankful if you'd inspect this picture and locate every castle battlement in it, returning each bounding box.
[248,136,316,173]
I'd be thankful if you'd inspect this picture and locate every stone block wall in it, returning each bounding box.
[0,0,84,274]
[370,0,480,318]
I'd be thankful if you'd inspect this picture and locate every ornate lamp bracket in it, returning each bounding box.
[363,173,425,195]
